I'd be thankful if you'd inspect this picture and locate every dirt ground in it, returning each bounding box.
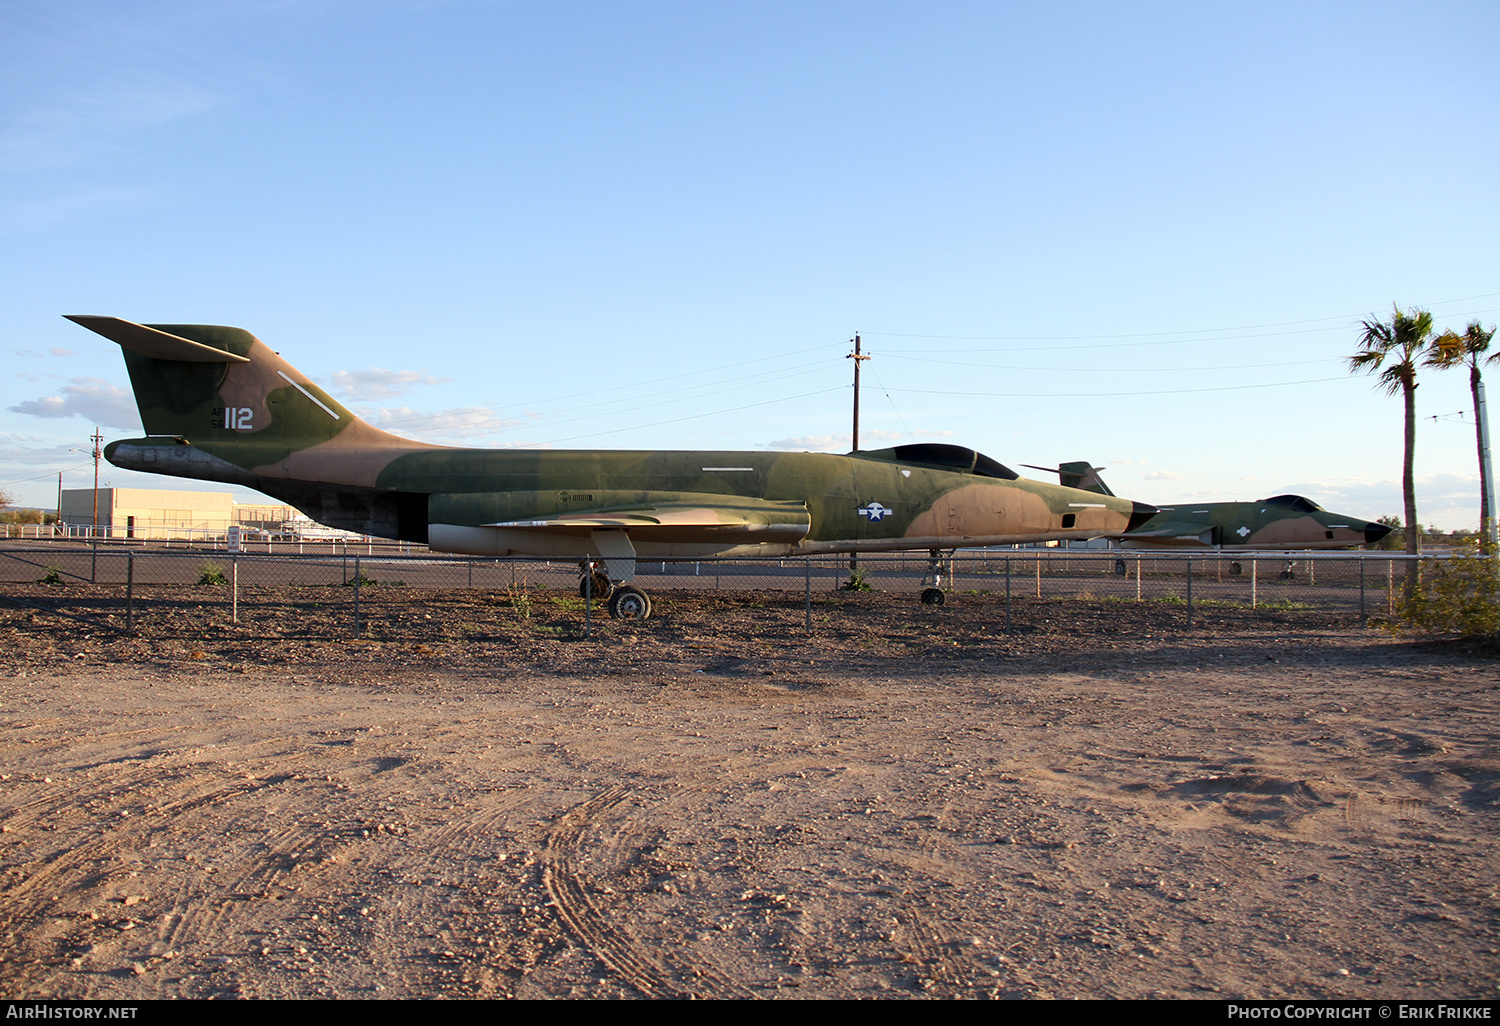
[0,584,1497,1000]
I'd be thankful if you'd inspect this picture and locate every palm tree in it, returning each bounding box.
[1427,321,1499,548]
[1348,305,1433,596]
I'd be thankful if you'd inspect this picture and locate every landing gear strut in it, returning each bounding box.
[919,548,947,606]
[577,562,612,600]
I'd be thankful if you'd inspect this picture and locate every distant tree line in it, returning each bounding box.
[0,489,57,526]
[1369,514,1476,551]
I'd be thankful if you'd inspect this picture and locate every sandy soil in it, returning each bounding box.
[0,585,1497,1000]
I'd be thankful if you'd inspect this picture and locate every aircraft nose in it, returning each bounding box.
[1365,522,1392,545]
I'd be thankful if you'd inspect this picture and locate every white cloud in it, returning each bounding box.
[1277,473,1480,531]
[760,434,848,451]
[0,435,83,468]
[363,405,521,442]
[8,378,138,429]
[758,428,955,451]
[1145,470,1186,481]
[0,82,220,176]
[329,368,452,402]
[1,184,158,232]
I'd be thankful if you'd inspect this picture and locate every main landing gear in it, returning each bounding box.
[919,549,947,606]
[607,586,651,620]
[578,561,653,620]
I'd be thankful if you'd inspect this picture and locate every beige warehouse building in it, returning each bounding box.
[59,488,298,540]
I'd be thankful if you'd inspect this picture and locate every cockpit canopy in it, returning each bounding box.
[857,443,1020,480]
[1257,494,1325,513]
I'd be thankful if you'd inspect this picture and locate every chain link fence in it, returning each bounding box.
[0,542,1440,638]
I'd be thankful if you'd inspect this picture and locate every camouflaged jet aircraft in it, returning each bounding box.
[70,316,1157,619]
[1023,461,1392,550]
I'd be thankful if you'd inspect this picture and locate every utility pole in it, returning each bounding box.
[846,335,870,581]
[847,334,868,452]
[90,427,103,531]
[90,427,102,582]
[1480,379,1498,551]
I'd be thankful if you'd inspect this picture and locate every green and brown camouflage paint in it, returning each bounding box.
[71,317,1156,563]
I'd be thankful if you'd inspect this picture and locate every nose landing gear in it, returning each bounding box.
[919,549,949,607]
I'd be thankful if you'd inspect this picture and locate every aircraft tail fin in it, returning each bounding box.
[65,315,361,450]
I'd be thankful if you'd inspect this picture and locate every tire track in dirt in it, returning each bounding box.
[895,908,963,991]
[0,759,313,996]
[541,783,755,999]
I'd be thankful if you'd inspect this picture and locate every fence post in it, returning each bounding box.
[804,556,812,632]
[584,562,592,640]
[232,555,239,623]
[1035,554,1041,599]
[1387,559,1394,617]
[1005,557,1012,632]
[1185,557,1192,629]
[1359,556,1366,628]
[125,550,134,635]
[353,556,362,634]
[1136,555,1142,602]
[1251,557,1258,609]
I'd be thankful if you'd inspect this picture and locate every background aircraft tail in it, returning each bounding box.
[1021,461,1116,496]
[1058,461,1115,496]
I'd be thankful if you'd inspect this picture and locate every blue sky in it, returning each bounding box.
[3,0,1497,530]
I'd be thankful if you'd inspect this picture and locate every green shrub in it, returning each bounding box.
[37,564,62,585]
[1393,538,1500,640]
[839,568,873,592]
[506,580,534,620]
[197,562,228,586]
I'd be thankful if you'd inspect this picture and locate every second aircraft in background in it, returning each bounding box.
[1023,461,1393,551]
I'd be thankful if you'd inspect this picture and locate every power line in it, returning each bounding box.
[883,375,1350,400]
[861,291,1500,345]
[525,386,846,448]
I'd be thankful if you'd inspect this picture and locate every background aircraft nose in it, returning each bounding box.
[1365,522,1393,545]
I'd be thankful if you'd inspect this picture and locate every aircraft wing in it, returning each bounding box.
[1111,514,1214,541]
[485,496,810,543]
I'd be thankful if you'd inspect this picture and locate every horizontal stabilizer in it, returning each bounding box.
[63,315,250,364]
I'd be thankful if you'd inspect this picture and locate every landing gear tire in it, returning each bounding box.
[607,585,652,621]
[920,587,945,606]
[1114,559,1128,577]
[579,571,612,600]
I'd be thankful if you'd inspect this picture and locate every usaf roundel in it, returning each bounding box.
[858,501,893,522]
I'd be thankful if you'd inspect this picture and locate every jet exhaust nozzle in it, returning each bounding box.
[1127,501,1159,533]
